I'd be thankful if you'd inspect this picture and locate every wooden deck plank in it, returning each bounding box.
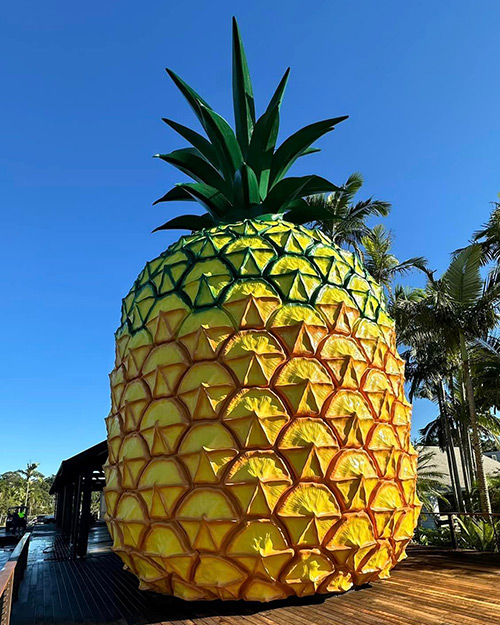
[370,583,494,625]
[9,526,500,625]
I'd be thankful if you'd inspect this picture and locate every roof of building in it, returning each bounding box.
[418,445,500,490]
[50,440,107,494]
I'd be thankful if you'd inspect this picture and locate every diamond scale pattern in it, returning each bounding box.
[104,219,420,602]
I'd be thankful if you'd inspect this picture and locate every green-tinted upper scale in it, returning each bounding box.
[153,18,348,232]
[119,219,390,337]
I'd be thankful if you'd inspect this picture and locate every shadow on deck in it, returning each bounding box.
[11,523,500,625]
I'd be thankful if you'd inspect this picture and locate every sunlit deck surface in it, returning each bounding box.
[11,524,500,625]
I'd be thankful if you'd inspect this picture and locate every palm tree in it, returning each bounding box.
[392,246,500,515]
[392,297,467,512]
[444,247,499,515]
[306,172,390,254]
[471,199,500,264]
[472,334,500,413]
[17,462,41,509]
[361,224,429,297]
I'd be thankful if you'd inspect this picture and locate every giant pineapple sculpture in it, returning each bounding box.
[104,19,420,602]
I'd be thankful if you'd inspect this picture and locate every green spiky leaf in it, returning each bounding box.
[270,116,348,187]
[178,182,231,218]
[264,175,340,212]
[153,213,216,232]
[247,107,280,199]
[154,22,348,231]
[155,148,232,198]
[153,213,215,232]
[233,164,260,209]
[199,104,244,182]
[162,118,219,166]
[300,147,321,157]
[166,68,212,124]
[232,17,255,156]
[153,186,195,205]
[265,68,290,113]
[246,69,290,198]
[283,203,338,225]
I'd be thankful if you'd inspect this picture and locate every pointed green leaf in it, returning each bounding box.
[155,148,232,198]
[178,182,232,217]
[283,203,339,225]
[153,186,195,206]
[264,175,340,212]
[247,107,280,199]
[167,69,242,182]
[232,17,255,156]
[265,68,290,114]
[282,198,309,212]
[162,118,219,167]
[199,104,243,181]
[244,69,291,200]
[300,147,321,157]
[153,213,215,232]
[166,68,213,123]
[270,116,348,187]
[233,164,260,209]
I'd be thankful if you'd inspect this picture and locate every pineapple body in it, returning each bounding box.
[104,219,420,602]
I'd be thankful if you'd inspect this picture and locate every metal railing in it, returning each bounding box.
[416,512,500,551]
[0,533,31,625]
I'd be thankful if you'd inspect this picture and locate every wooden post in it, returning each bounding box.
[76,471,93,558]
[56,489,64,530]
[61,484,74,537]
[70,476,82,559]
[448,514,458,549]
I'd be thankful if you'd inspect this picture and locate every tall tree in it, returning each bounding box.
[392,246,500,515]
[471,199,500,264]
[392,292,466,512]
[17,461,42,509]
[361,224,428,297]
[306,172,390,254]
[472,334,500,413]
[0,466,54,521]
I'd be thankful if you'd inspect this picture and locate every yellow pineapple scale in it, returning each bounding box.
[104,219,420,602]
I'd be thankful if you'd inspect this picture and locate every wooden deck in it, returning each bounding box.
[10,524,500,625]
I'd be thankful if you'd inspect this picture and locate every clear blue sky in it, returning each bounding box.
[1,1,499,476]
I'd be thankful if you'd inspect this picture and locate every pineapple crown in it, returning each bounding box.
[153,17,348,232]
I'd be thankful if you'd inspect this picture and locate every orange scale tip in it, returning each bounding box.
[243,580,289,602]
[222,329,286,387]
[273,357,334,416]
[222,387,289,448]
[177,308,235,361]
[177,362,236,419]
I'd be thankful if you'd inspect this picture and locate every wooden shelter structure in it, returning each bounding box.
[50,441,107,559]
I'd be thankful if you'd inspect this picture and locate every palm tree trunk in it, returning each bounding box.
[458,376,477,485]
[459,331,492,515]
[455,421,473,511]
[437,381,464,512]
[449,374,473,504]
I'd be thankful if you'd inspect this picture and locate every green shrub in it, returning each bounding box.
[416,525,452,547]
[456,517,499,551]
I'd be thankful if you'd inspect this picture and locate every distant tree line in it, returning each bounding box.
[0,462,54,524]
